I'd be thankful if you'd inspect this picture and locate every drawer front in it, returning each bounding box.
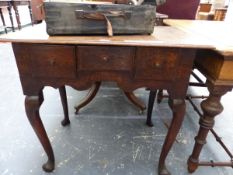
[77,46,134,71]
[135,47,179,80]
[30,45,76,78]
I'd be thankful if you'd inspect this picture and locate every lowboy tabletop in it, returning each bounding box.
[0,22,215,48]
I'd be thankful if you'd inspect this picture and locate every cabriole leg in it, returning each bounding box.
[75,82,101,114]
[25,93,55,172]
[158,98,185,175]
[124,91,146,114]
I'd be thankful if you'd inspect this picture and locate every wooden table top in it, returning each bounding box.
[0,22,215,49]
[164,19,233,56]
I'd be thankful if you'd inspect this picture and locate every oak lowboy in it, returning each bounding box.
[0,23,212,175]
[12,42,195,175]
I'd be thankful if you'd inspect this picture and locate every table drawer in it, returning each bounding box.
[134,47,179,80]
[30,45,76,78]
[77,46,134,72]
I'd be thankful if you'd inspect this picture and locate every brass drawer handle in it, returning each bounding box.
[153,62,161,68]
[102,56,109,62]
[49,58,55,66]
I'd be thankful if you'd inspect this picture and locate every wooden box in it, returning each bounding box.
[44,1,156,36]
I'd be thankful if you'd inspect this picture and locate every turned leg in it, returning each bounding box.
[25,93,55,172]
[158,98,185,175]
[75,82,101,114]
[59,86,70,126]
[146,90,157,127]
[12,3,21,30]
[0,8,7,33]
[7,3,14,32]
[28,1,33,26]
[124,91,146,114]
[187,83,230,173]
[157,89,164,103]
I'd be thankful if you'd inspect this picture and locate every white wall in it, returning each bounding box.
[225,0,233,22]
[200,0,227,8]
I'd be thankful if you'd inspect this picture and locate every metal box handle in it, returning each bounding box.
[75,10,131,36]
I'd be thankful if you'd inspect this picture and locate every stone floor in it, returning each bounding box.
[1,42,233,175]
